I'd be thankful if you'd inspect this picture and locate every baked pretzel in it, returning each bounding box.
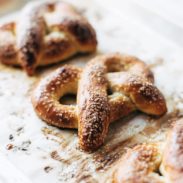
[113,119,183,183]
[161,118,183,183]
[113,144,164,183]
[32,53,167,151]
[0,1,97,75]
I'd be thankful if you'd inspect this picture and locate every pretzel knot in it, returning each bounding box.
[113,118,183,183]
[32,54,167,151]
[0,1,97,75]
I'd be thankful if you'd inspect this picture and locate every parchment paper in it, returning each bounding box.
[0,0,183,182]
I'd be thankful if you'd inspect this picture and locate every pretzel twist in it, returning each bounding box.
[0,1,97,75]
[32,53,167,151]
[113,119,183,183]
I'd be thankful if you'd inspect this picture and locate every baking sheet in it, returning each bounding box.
[0,0,183,182]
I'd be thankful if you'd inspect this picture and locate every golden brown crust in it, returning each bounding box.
[122,76,167,116]
[0,1,97,75]
[32,53,167,151]
[113,144,164,183]
[161,118,183,183]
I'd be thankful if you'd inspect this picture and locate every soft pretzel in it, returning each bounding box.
[32,53,167,151]
[113,119,183,183]
[0,1,97,75]
[161,118,183,183]
[113,144,164,183]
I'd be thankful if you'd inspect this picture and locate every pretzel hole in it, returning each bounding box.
[107,87,113,95]
[108,66,121,73]
[107,61,126,72]
[59,94,76,105]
